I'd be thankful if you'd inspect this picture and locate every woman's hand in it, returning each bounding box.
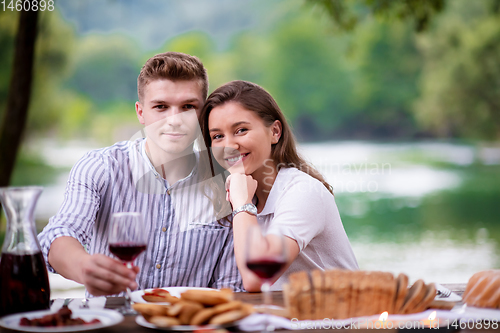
[225,173,258,208]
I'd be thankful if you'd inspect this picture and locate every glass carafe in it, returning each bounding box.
[0,186,50,317]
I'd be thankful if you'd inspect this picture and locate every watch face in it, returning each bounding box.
[247,204,257,214]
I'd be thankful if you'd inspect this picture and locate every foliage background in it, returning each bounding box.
[1,0,499,150]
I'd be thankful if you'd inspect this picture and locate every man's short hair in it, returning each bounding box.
[137,52,208,102]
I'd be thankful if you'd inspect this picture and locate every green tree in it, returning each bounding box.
[240,13,357,141]
[0,10,76,136]
[307,0,446,32]
[0,10,39,187]
[344,20,425,138]
[68,34,140,104]
[27,10,76,134]
[0,11,18,115]
[414,0,500,140]
[309,0,500,140]
[229,8,427,140]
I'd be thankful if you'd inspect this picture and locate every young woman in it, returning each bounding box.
[200,80,358,292]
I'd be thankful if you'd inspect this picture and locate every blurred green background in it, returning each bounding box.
[1,0,500,295]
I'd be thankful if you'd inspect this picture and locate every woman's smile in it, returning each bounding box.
[224,152,250,167]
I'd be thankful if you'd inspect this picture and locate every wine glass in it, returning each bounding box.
[108,212,147,314]
[245,225,287,332]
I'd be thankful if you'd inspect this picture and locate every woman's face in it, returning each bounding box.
[208,101,281,176]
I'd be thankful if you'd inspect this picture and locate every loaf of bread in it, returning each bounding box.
[463,270,500,309]
[283,269,437,320]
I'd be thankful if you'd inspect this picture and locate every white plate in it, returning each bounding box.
[130,286,216,305]
[0,309,123,332]
[135,314,240,331]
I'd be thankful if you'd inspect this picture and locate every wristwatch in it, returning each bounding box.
[232,203,258,217]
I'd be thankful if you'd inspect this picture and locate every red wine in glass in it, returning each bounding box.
[108,212,147,315]
[109,242,146,262]
[245,226,287,332]
[246,258,286,280]
[0,252,51,317]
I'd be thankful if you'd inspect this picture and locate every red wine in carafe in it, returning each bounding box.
[0,252,51,317]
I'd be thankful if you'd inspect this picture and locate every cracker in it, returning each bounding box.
[394,273,409,314]
[167,301,202,317]
[189,308,216,326]
[178,302,204,325]
[336,271,351,319]
[209,309,247,325]
[212,301,243,314]
[326,269,341,319]
[289,271,310,320]
[148,315,181,327]
[356,272,374,317]
[142,289,181,303]
[323,270,334,319]
[283,283,299,319]
[414,283,437,313]
[350,272,362,318]
[180,289,233,306]
[381,272,396,314]
[400,279,426,314]
[428,300,456,311]
[371,272,384,315]
[142,294,180,303]
[348,270,361,318]
[132,303,168,317]
[311,270,324,320]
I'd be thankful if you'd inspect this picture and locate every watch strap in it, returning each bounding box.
[232,203,258,217]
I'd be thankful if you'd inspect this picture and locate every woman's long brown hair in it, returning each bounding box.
[199,80,333,220]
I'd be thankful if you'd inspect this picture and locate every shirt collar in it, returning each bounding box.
[130,138,199,194]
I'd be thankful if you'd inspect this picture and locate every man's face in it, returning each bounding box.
[136,79,203,157]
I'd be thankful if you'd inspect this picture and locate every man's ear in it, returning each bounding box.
[136,101,145,125]
[271,120,282,144]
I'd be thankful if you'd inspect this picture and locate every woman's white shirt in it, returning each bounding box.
[257,167,359,290]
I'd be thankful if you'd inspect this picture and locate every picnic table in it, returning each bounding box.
[1,283,497,332]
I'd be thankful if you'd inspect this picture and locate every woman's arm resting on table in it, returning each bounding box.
[48,236,139,296]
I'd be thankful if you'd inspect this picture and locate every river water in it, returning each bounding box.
[33,140,500,297]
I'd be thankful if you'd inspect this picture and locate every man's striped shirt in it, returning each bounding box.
[38,138,243,295]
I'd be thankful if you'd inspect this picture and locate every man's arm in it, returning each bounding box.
[48,236,138,296]
[39,150,138,296]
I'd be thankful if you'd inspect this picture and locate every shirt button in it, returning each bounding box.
[167,190,171,195]
[156,264,161,269]
[162,227,166,232]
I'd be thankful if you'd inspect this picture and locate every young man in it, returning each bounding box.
[38,52,241,296]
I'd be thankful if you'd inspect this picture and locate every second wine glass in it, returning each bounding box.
[245,225,287,332]
[108,212,147,315]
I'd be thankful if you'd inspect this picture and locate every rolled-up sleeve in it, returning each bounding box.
[38,151,108,273]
